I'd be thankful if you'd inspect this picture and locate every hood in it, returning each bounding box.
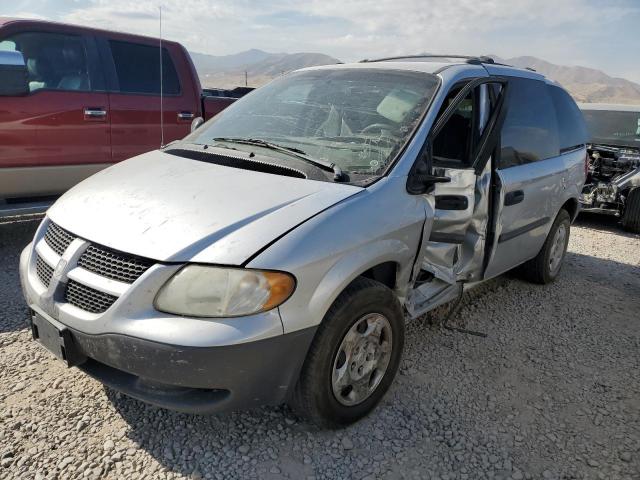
[590,139,640,151]
[48,150,362,264]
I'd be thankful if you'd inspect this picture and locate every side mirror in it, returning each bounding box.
[190,116,205,132]
[0,51,29,96]
[406,141,451,195]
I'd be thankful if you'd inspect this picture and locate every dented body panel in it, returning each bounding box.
[47,150,362,264]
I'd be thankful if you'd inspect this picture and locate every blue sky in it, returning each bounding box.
[4,0,640,83]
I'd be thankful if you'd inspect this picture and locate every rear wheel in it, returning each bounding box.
[622,188,640,233]
[290,277,404,428]
[519,209,571,284]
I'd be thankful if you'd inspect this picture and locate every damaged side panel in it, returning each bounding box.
[406,160,491,318]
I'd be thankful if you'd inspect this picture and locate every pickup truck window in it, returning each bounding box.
[0,32,90,92]
[109,40,180,95]
[188,69,439,181]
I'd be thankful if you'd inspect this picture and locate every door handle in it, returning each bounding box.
[177,111,195,120]
[83,108,107,120]
[504,190,525,206]
[435,195,469,210]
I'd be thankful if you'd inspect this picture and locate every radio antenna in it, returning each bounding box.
[159,5,164,147]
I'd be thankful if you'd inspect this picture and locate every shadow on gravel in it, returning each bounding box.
[104,382,434,479]
[564,251,640,298]
[575,212,640,238]
[0,218,40,333]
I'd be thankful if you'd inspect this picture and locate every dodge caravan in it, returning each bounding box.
[20,55,587,427]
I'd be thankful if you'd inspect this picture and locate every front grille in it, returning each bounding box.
[37,220,154,314]
[36,255,54,287]
[78,245,154,284]
[44,222,76,256]
[65,280,118,314]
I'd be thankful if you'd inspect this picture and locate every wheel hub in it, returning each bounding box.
[331,313,393,406]
[549,222,567,274]
[349,339,379,380]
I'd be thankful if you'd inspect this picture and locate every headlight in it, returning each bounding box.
[154,265,295,318]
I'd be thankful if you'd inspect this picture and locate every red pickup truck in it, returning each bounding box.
[0,18,249,212]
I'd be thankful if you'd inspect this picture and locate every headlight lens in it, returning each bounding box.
[154,265,295,318]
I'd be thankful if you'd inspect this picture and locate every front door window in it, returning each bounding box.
[1,32,91,93]
[432,87,476,168]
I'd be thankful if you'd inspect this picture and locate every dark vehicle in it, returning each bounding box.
[579,103,640,232]
[0,18,251,214]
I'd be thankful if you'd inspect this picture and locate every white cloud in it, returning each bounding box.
[5,0,639,81]
[60,1,626,55]
[4,11,48,20]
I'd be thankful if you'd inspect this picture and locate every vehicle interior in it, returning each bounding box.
[192,69,440,177]
[0,32,90,92]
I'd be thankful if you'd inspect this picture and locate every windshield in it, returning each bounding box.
[187,68,440,181]
[582,109,640,146]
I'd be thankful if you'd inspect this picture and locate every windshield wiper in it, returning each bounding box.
[212,137,348,181]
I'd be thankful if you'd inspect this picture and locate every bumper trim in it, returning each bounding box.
[80,360,232,414]
[66,325,317,414]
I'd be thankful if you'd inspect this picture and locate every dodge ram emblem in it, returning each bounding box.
[53,259,67,280]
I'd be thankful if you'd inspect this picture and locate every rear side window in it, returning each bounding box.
[109,40,180,95]
[548,85,588,152]
[499,78,559,168]
[1,32,90,92]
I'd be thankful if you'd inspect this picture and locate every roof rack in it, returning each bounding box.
[359,54,498,65]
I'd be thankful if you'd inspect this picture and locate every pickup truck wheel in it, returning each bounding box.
[290,277,404,428]
[622,188,640,233]
[519,209,571,284]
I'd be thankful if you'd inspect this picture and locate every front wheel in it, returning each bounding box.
[290,277,404,428]
[519,209,571,284]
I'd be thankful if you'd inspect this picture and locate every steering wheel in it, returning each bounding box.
[361,122,395,134]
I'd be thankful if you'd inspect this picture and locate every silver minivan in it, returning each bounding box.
[19,56,587,427]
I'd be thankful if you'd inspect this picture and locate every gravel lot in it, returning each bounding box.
[1,214,639,480]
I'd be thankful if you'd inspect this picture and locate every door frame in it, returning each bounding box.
[405,76,510,291]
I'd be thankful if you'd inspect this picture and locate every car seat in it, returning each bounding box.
[57,43,89,90]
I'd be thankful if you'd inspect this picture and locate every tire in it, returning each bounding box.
[622,188,640,233]
[519,209,571,284]
[289,277,404,428]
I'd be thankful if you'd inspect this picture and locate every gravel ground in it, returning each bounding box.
[1,213,639,480]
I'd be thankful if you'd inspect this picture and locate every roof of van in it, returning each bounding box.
[0,17,180,46]
[300,55,549,81]
[578,103,640,112]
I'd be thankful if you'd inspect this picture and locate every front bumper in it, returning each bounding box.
[19,218,316,413]
[30,308,315,413]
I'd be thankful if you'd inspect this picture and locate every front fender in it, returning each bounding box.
[306,237,415,322]
[248,176,428,334]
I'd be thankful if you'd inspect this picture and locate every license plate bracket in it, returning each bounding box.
[31,312,86,367]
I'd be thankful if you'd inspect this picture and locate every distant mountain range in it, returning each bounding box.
[191,49,640,105]
[191,49,340,91]
[495,56,640,105]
